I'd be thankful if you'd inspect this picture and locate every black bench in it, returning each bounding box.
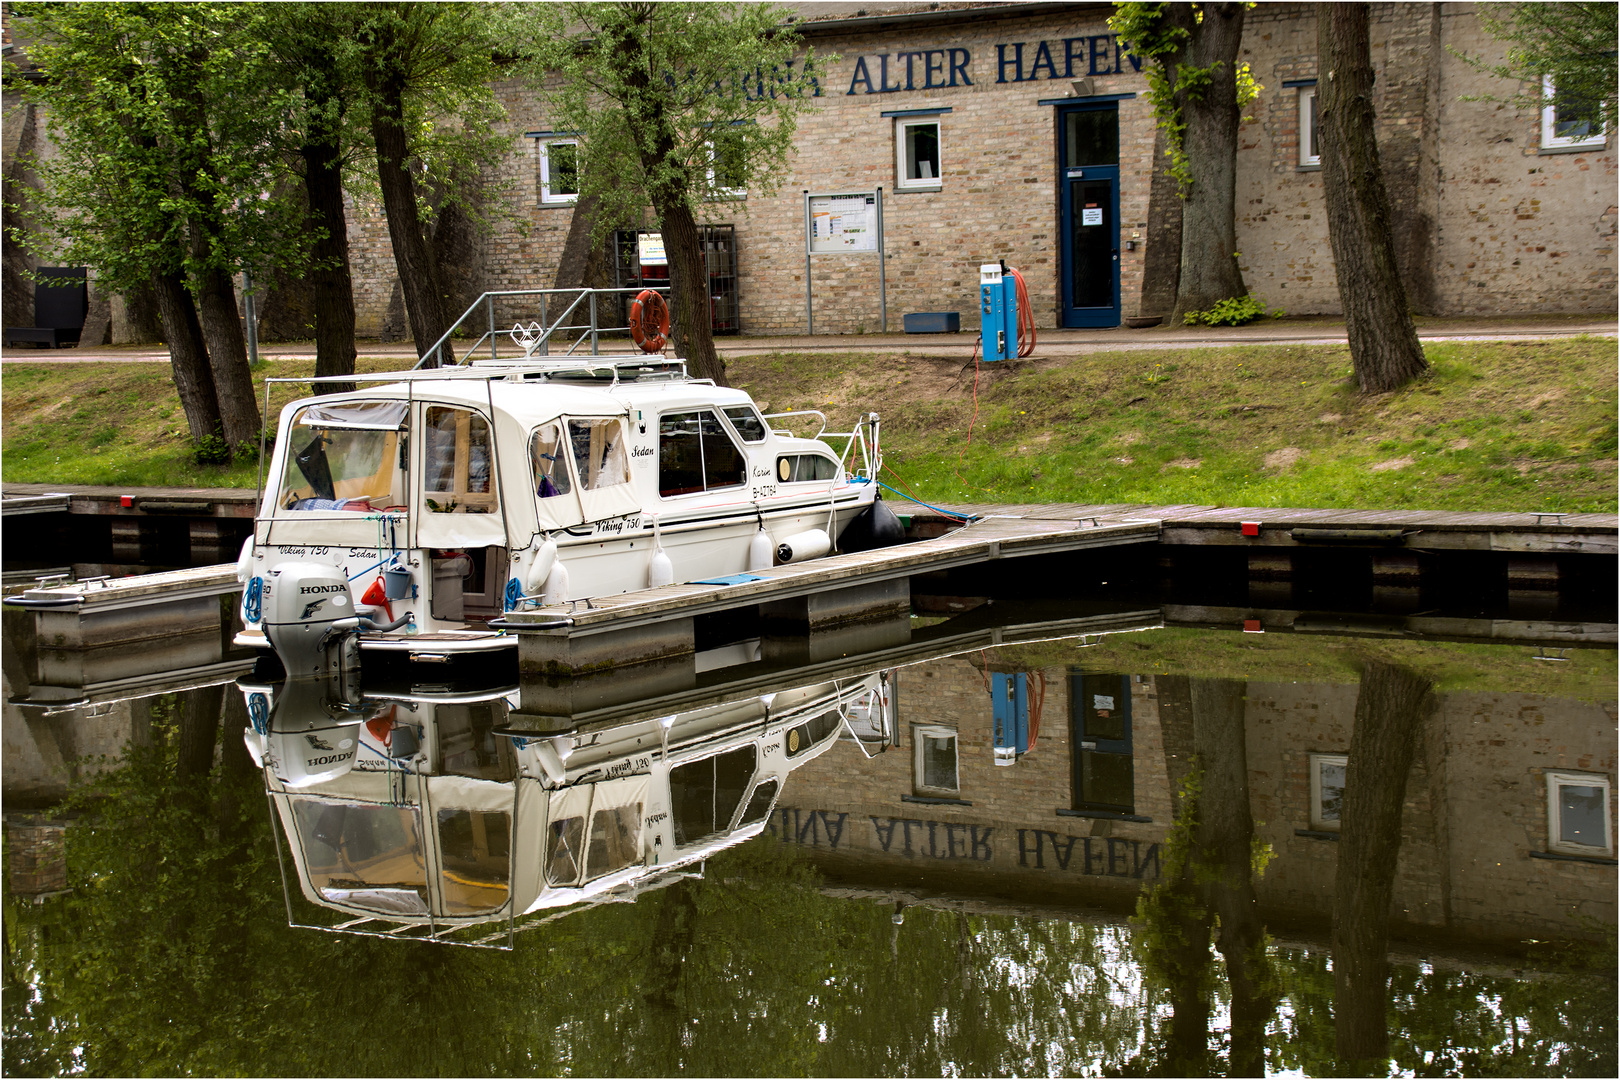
[4,267,88,348]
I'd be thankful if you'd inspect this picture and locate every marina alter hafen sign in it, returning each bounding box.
[843,32,1144,95]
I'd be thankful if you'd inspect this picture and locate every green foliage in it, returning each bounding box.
[1108,2,1262,193]
[516,2,828,242]
[1460,2,1620,133]
[1182,294,1281,325]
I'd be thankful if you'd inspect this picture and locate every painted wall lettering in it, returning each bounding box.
[768,807,850,848]
[846,49,972,94]
[1016,830,1161,879]
[996,34,1142,82]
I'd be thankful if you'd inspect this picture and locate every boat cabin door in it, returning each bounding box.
[412,403,510,623]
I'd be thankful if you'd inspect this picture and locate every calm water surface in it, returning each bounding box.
[3,591,1614,1077]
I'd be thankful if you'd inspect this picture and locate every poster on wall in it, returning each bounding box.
[637,233,668,265]
[807,193,878,253]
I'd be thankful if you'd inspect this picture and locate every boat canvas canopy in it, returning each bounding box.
[300,399,408,430]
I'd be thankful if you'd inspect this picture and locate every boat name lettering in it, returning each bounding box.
[645,812,668,826]
[631,445,656,459]
[300,584,347,594]
[347,548,373,559]
[603,756,649,778]
[752,484,778,500]
[277,547,308,557]
[592,517,640,536]
[752,466,772,478]
[310,546,329,556]
[762,743,780,755]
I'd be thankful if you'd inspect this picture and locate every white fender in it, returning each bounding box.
[235,535,255,584]
[541,558,571,606]
[748,523,773,572]
[776,529,832,564]
[524,535,557,595]
[648,515,674,588]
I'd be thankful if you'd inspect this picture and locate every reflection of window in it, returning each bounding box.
[671,746,758,845]
[540,139,579,204]
[567,418,629,491]
[424,406,496,513]
[291,800,428,913]
[1310,753,1348,831]
[896,118,942,190]
[547,816,585,884]
[530,423,573,499]
[1299,85,1320,167]
[586,802,643,880]
[658,410,746,497]
[436,809,511,915]
[914,725,959,795]
[738,779,779,827]
[1070,671,1134,814]
[1547,772,1613,855]
[1541,74,1607,151]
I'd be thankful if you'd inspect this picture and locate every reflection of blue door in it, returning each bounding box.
[1069,670,1134,813]
[1058,104,1121,328]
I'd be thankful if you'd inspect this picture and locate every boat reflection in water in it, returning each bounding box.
[239,668,894,947]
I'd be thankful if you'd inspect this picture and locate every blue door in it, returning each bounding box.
[1058,105,1121,328]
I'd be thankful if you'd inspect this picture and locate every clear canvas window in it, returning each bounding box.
[423,406,496,513]
[897,118,942,190]
[1546,771,1613,855]
[277,402,404,512]
[530,423,573,499]
[1541,74,1607,151]
[1310,753,1347,831]
[540,139,579,204]
[436,809,511,915]
[568,418,629,491]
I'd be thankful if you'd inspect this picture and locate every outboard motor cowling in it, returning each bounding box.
[263,562,362,682]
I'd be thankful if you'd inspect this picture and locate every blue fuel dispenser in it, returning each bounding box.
[979,261,1019,362]
[991,671,1030,766]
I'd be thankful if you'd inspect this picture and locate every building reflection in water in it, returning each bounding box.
[3,611,1614,1075]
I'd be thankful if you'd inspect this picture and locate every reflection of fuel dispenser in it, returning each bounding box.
[991,671,1030,765]
[979,261,1019,362]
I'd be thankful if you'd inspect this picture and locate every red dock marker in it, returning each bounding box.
[1240,521,1260,537]
[121,495,134,508]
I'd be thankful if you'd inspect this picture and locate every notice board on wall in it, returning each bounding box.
[807,193,878,254]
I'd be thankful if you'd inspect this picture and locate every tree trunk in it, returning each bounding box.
[1138,125,1183,319]
[150,270,222,442]
[1163,2,1248,322]
[303,112,358,394]
[1317,3,1429,394]
[1189,678,1273,1079]
[369,67,454,368]
[1332,660,1433,1070]
[190,264,262,449]
[615,6,727,386]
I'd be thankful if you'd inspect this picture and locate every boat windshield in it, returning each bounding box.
[278,404,403,512]
[290,799,429,915]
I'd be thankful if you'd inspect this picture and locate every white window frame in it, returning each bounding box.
[539,139,579,206]
[895,117,943,192]
[913,725,959,795]
[1309,752,1347,831]
[1546,771,1613,856]
[706,126,748,199]
[1540,74,1607,152]
[1298,85,1320,168]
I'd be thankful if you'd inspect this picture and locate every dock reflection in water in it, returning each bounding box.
[3,597,1615,1076]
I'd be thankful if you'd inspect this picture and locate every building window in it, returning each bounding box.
[707,125,747,197]
[896,118,942,191]
[913,725,959,795]
[1541,74,1607,152]
[1309,753,1347,831]
[1298,85,1320,168]
[1546,771,1613,856]
[539,140,579,205]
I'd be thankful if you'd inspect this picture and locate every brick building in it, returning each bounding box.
[439,0,1615,342]
[772,649,1617,950]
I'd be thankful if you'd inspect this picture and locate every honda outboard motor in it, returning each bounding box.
[262,562,412,689]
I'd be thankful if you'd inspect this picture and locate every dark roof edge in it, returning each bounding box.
[790,2,1111,39]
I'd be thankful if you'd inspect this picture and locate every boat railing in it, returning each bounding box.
[765,409,881,479]
[415,286,674,369]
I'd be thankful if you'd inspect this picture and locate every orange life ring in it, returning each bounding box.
[629,289,670,353]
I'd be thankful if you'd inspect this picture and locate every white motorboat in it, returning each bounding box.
[234,356,900,673]
[242,670,896,944]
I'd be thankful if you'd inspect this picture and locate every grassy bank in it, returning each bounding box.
[2,337,1615,512]
[730,337,1617,513]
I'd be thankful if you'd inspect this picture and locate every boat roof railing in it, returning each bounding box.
[414,286,675,369]
[263,355,692,390]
